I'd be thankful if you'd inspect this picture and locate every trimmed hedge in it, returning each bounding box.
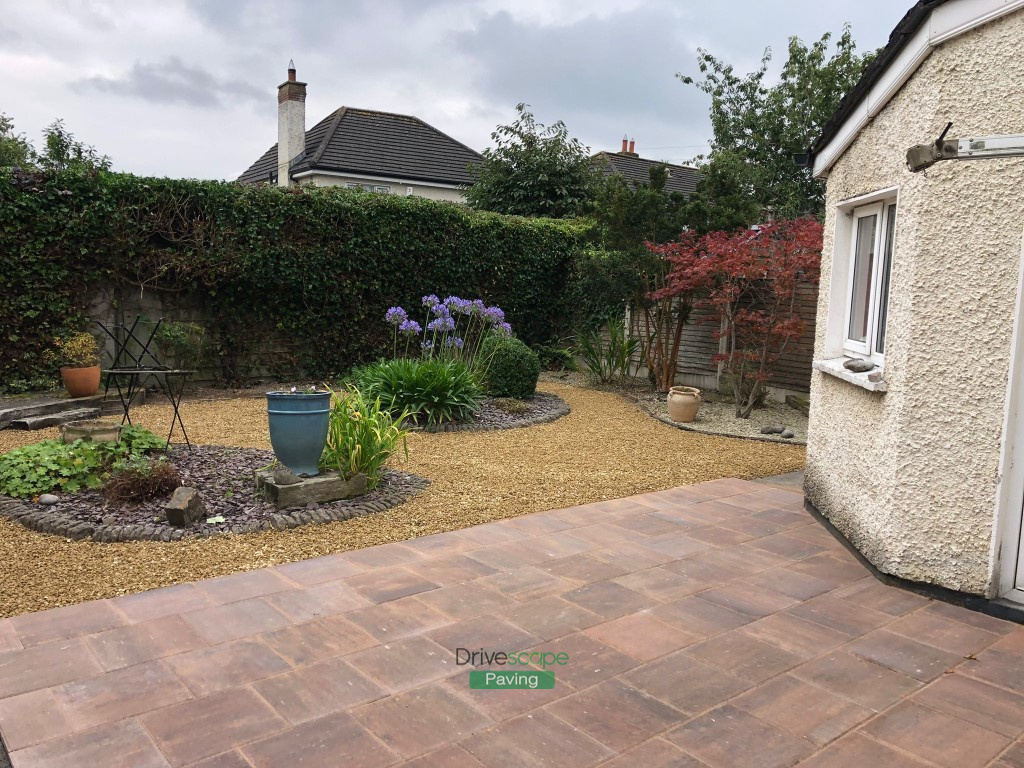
[0,169,591,390]
[482,335,541,399]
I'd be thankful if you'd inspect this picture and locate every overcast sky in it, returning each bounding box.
[1,0,910,180]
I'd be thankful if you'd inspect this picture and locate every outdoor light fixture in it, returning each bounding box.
[907,122,1024,172]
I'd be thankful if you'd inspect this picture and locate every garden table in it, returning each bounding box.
[103,368,195,449]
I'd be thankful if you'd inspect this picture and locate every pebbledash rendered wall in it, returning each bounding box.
[805,10,1024,596]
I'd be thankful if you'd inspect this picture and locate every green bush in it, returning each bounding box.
[481,335,541,399]
[0,169,587,390]
[577,315,638,383]
[0,426,166,498]
[354,358,482,426]
[321,386,409,488]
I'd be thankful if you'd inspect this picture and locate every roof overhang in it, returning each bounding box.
[812,0,1024,179]
[291,168,466,190]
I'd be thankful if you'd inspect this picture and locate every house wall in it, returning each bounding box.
[805,10,1024,595]
[303,173,466,203]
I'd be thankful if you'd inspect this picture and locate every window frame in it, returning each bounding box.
[839,194,897,364]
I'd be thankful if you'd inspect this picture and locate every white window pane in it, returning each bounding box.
[848,214,877,343]
[875,204,896,353]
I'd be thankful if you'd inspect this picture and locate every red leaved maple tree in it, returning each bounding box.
[650,216,822,417]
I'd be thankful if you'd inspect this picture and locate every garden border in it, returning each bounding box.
[646,411,808,446]
[415,392,570,433]
[0,471,430,543]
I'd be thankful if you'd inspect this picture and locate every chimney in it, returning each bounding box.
[628,138,635,154]
[621,135,628,153]
[277,59,306,187]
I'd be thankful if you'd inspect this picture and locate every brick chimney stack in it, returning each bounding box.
[621,135,628,153]
[628,138,635,154]
[277,59,306,187]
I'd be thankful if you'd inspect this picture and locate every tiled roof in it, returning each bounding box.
[593,151,701,196]
[238,107,483,186]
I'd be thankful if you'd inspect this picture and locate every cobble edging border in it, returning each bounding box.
[0,472,430,543]
[416,393,570,433]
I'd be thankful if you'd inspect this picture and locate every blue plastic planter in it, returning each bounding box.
[266,391,331,477]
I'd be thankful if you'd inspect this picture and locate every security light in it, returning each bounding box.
[907,122,1024,172]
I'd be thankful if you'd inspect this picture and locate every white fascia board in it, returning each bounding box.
[813,0,1024,178]
[291,169,464,190]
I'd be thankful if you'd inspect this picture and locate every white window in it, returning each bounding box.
[843,199,896,361]
[345,183,392,194]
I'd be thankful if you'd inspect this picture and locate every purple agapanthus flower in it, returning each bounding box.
[385,306,408,326]
[483,306,506,325]
[445,336,465,349]
[422,294,440,308]
[398,319,422,336]
[471,299,486,316]
[427,316,456,333]
[444,296,472,315]
[431,303,451,319]
[421,340,434,352]
[495,322,513,337]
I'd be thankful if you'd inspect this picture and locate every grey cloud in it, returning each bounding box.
[74,57,265,108]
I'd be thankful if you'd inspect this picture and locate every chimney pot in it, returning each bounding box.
[628,138,635,154]
[621,135,628,153]
[287,59,296,82]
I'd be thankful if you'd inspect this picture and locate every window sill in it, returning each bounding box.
[813,357,888,393]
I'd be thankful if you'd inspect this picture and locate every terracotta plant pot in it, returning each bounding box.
[60,365,101,398]
[667,386,701,423]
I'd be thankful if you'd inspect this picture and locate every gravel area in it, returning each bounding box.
[0,381,804,617]
[0,444,428,541]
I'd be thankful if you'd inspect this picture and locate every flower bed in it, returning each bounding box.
[416,393,569,433]
[0,445,429,542]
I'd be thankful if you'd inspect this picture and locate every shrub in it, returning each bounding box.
[491,397,530,415]
[481,335,541,399]
[152,320,206,370]
[0,426,166,498]
[46,331,100,368]
[321,386,410,488]
[103,455,180,502]
[576,315,638,383]
[354,358,482,426]
[532,341,576,372]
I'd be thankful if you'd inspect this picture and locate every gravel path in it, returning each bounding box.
[0,382,804,617]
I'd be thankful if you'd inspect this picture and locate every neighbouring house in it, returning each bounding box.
[593,137,701,198]
[600,139,817,399]
[238,62,483,202]
[805,0,1024,603]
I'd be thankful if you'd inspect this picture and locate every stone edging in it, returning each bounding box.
[0,472,430,543]
[415,393,570,433]
[648,412,808,446]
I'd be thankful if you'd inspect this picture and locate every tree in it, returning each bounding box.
[0,113,35,168]
[680,26,873,218]
[466,103,598,218]
[591,164,688,251]
[37,119,110,173]
[657,217,823,417]
[682,149,762,234]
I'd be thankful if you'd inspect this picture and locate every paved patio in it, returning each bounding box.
[1,479,1022,767]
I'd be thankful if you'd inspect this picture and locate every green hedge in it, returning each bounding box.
[0,169,593,390]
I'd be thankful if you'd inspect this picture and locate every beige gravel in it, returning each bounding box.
[0,382,804,618]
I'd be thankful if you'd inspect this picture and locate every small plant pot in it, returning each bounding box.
[61,420,123,444]
[667,386,701,423]
[266,391,331,477]
[60,365,101,398]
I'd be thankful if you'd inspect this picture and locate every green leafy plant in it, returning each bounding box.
[576,315,638,383]
[480,335,541,399]
[152,321,206,370]
[46,331,100,368]
[321,385,410,488]
[532,341,576,372]
[491,397,530,415]
[102,455,180,503]
[0,426,166,498]
[354,358,482,426]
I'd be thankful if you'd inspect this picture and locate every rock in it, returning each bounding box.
[38,494,59,505]
[780,429,795,439]
[843,358,876,373]
[273,467,302,485]
[760,425,785,435]
[165,487,206,527]
[867,370,883,383]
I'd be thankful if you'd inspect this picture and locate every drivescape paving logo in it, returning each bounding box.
[455,648,567,689]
